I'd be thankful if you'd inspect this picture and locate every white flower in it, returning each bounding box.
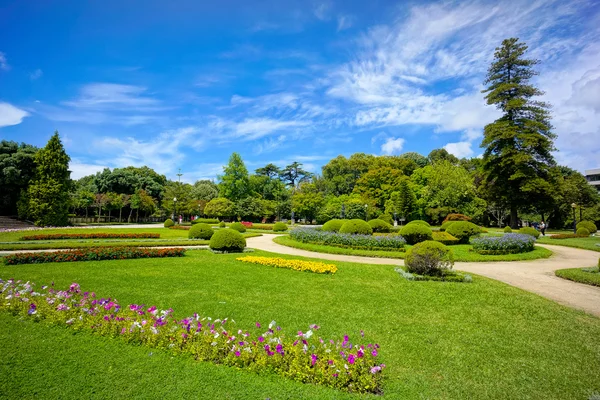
[214,333,220,339]
[305,330,313,339]
[211,341,217,346]
[269,320,276,329]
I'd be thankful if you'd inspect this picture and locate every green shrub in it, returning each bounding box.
[377,213,394,225]
[440,221,455,232]
[230,222,247,233]
[322,219,345,232]
[218,221,226,228]
[503,226,512,233]
[368,219,392,233]
[577,220,597,234]
[442,213,471,223]
[188,223,214,239]
[432,231,460,245]
[576,227,590,236]
[407,220,430,227]
[339,219,373,235]
[164,218,174,228]
[405,241,454,276]
[209,229,246,252]
[273,222,288,232]
[518,227,540,239]
[446,221,481,244]
[191,218,220,225]
[399,223,433,245]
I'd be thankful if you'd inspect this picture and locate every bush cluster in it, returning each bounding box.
[395,268,471,283]
[404,241,454,276]
[3,247,186,265]
[209,229,246,252]
[273,222,288,232]
[322,219,345,232]
[576,227,590,236]
[339,219,373,235]
[439,221,455,232]
[0,279,385,394]
[164,218,175,228]
[407,220,430,227]
[432,231,459,245]
[368,219,392,233]
[503,226,512,233]
[518,227,540,239]
[471,233,535,255]
[230,222,247,233]
[290,228,406,250]
[399,223,433,245]
[191,218,220,225]
[442,214,471,223]
[218,221,226,228]
[188,223,214,239]
[445,221,481,244]
[21,233,160,241]
[377,214,394,225]
[577,220,597,234]
[237,256,337,274]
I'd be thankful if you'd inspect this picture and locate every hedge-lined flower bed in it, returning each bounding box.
[471,233,535,255]
[290,228,406,251]
[237,256,337,274]
[0,279,385,393]
[21,233,160,241]
[3,247,186,265]
[549,233,590,239]
[169,226,191,230]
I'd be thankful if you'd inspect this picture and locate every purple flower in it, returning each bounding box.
[370,366,381,374]
[293,340,299,346]
[371,350,378,357]
[28,303,37,315]
[255,322,261,328]
[235,351,241,357]
[348,354,355,364]
[360,330,364,337]
[311,354,318,366]
[258,336,265,343]
[276,344,283,354]
[328,359,334,365]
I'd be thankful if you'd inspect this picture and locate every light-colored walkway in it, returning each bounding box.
[246,235,600,317]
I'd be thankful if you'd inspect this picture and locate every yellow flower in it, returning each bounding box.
[236,256,337,274]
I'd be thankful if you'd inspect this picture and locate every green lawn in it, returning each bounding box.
[1,249,599,399]
[0,228,261,251]
[273,235,553,262]
[538,235,600,252]
[556,266,600,287]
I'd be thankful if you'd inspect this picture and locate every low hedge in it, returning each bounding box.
[191,218,220,225]
[368,219,392,233]
[273,222,288,232]
[339,219,373,235]
[576,227,590,236]
[503,226,512,233]
[322,219,345,232]
[519,227,540,239]
[209,229,246,252]
[218,221,226,228]
[249,224,276,231]
[432,231,460,245]
[439,221,455,232]
[164,218,174,228]
[230,222,247,233]
[549,233,590,239]
[3,247,186,265]
[20,233,160,241]
[189,223,214,239]
[445,221,481,244]
[471,233,535,254]
[399,224,433,245]
[377,214,394,225]
[577,220,597,234]
[169,225,190,230]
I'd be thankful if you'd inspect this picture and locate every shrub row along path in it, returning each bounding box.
[246,235,600,317]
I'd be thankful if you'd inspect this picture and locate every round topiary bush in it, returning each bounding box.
[440,221,455,232]
[577,220,597,234]
[209,229,246,252]
[518,227,540,239]
[230,222,246,233]
[405,241,454,276]
[164,218,174,228]
[188,223,214,239]
[322,219,345,232]
[399,223,433,245]
[339,219,373,235]
[368,219,392,233]
[407,220,430,227]
[218,221,226,228]
[273,222,288,232]
[377,213,394,225]
[503,226,512,233]
[576,227,590,236]
[445,221,481,244]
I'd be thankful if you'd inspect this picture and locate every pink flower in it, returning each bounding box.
[348,354,355,364]
[235,351,241,357]
[371,350,378,357]
[258,336,265,343]
[256,322,261,328]
[311,354,318,366]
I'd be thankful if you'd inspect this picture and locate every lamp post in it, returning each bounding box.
[364,204,368,221]
[291,211,295,225]
[173,197,177,224]
[571,203,577,234]
[393,212,397,227]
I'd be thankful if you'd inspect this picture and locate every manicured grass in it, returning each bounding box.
[556,267,600,287]
[1,250,599,399]
[0,228,261,250]
[274,235,553,262]
[538,235,600,252]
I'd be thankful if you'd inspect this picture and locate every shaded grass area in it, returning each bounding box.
[556,266,600,287]
[1,250,599,399]
[538,235,600,252]
[273,235,553,262]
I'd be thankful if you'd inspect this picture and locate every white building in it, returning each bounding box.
[585,168,600,192]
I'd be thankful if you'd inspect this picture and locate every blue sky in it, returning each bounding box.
[1,0,599,182]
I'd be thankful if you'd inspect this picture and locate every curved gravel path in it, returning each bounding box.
[246,235,600,317]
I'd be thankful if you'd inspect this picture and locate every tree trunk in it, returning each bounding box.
[510,204,518,229]
[108,209,112,222]
[85,207,88,218]
[128,208,133,223]
[119,208,122,223]
[136,209,139,223]
[97,206,102,223]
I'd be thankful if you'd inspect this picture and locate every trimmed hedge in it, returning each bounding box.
[339,219,373,235]
[188,223,214,239]
[368,219,392,233]
[577,220,597,234]
[230,222,247,233]
[399,223,433,245]
[576,227,590,236]
[3,247,186,265]
[191,218,220,225]
[442,213,471,223]
[445,221,481,244]
[503,226,512,233]
[273,222,288,232]
[518,227,540,239]
[439,221,455,232]
[21,233,160,241]
[432,231,460,245]
[405,241,454,276]
[218,221,226,228]
[377,214,394,225]
[209,229,246,252]
[407,220,430,227]
[550,233,590,239]
[322,219,345,232]
[164,218,174,228]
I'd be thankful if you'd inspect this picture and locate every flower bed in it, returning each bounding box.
[237,256,337,274]
[290,228,405,251]
[3,247,186,265]
[395,267,472,283]
[241,221,253,228]
[471,233,535,255]
[0,279,385,393]
[169,225,191,230]
[248,224,275,230]
[20,233,160,241]
[549,233,590,239]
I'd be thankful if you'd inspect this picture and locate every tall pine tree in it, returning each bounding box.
[218,152,250,202]
[27,131,71,226]
[480,38,557,228]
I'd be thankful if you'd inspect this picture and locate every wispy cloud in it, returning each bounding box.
[314,1,332,21]
[337,15,355,31]
[62,83,163,111]
[69,160,107,180]
[0,102,29,128]
[0,52,9,71]
[30,69,43,80]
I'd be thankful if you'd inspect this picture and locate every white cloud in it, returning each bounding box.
[381,137,405,155]
[69,161,107,180]
[63,83,162,110]
[444,141,473,158]
[30,69,43,80]
[0,52,9,70]
[0,102,29,127]
[337,15,355,31]
[314,2,332,21]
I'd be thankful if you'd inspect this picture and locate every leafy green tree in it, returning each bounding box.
[235,197,264,221]
[27,132,71,226]
[129,189,156,222]
[92,193,109,222]
[352,167,405,209]
[291,183,324,222]
[427,148,459,165]
[255,163,281,179]
[191,180,218,202]
[480,38,557,228]
[399,152,429,168]
[204,197,235,219]
[218,153,250,201]
[0,140,38,214]
[280,162,312,188]
[385,178,417,220]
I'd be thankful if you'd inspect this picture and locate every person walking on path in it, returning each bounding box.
[540,220,546,236]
